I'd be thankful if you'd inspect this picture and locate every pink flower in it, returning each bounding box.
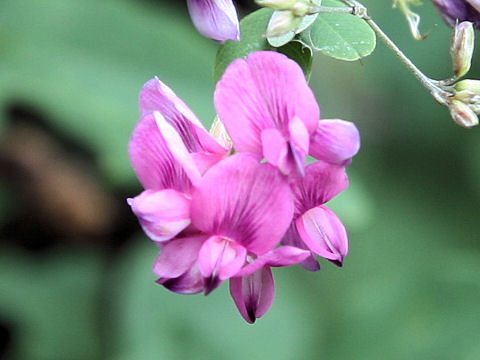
[187,0,240,42]
[128,77,230,242]
[285,161,350,268]
[214,51,360,176]
[215,51,319,177]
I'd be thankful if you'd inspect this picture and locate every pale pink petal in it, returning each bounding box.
[198,235,247,294]
[128,189,191,242]
[152,235,206,278]
[155,112,202,187]
[296,206,348,265]
[214,51,319,156]
[157,264,204,295]
[187,0,240,42]
[190,154,294,255]
[129,113,197,191]
[230,266,275,323]
[140,77,229,159]
[236,246,311,277]
[292,160,349,215]
[310,119,360,165]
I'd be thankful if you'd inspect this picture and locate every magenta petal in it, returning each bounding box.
[140,77,229,159]
[296,206,349,264]
[230,266,275,323]
[310,119,360,165]
[152,235,205,278]
[187,0,240,42]
[214,51,319,156]
[190,154,294,255]
[128,189,191,242]
[129,113,200,191]
[282,224,320,271]
[198,235,247,293]
[157,264,204,295]
[292,160,349,214]
[236,246,311,277]
[261,128,289,173]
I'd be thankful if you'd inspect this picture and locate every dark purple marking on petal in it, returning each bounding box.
[291,160,349,215]
[129,113,194,192]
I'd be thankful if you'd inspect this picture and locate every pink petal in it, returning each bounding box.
[261,128,289,173]
[230,266,275,323]
[187,0,240,42]
[157,264,204,295]
[214,51,319,156]
[198,235,247,294]
[190,154,294,255]
[140,77,229,159]
[282,224,320,271]
[128,189,191,242]
[129,113,199,191]
[236,246,311,277]
[291,160,349,214]
[309,119,360,165]
[152,235,206,278]
[296,206,348,265]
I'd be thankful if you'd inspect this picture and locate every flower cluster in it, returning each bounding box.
[128,51,360,323]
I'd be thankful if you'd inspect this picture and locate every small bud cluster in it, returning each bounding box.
[445,22,479,127]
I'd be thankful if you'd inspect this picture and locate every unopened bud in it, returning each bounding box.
[209,116,233,151]
[449,100,479,127]
[453,89,480,104]
[256,0,298,11]
[266,10,302,38]
[455,79,480,93]
[451,21,475,78]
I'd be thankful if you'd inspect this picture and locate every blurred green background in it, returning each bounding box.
[1,0,479,359]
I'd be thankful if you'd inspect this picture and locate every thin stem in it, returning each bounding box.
[334,0,452,104]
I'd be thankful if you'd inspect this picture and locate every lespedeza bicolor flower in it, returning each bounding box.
[128,51,360,323]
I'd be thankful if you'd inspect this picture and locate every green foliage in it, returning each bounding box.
[0,247,103,359]
[214,9,313,83]
[0,0,217,187]
[300,0,376,61]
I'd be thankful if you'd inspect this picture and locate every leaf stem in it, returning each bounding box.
[324,0,453,104]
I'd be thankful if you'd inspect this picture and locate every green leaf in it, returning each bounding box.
[215,9,273,83]
[277,41,313,80]
[214,9,313,83]
[299,0,376,61]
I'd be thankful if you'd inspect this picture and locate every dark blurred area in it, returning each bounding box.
[0,0,479,359]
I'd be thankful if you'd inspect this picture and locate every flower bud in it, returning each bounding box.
[255,0,298,11]
[455,79,480,93]
[266,10,302,38]
[453,89,480,104]
[209,115,233,151]
[451,21,475,78]
[449,100,479,127]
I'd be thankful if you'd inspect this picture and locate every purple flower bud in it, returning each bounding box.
[431,0,480,28]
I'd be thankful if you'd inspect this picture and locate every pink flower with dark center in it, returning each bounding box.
[187,0,240,42]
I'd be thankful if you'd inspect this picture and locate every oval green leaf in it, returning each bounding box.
[299,0,376,61]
